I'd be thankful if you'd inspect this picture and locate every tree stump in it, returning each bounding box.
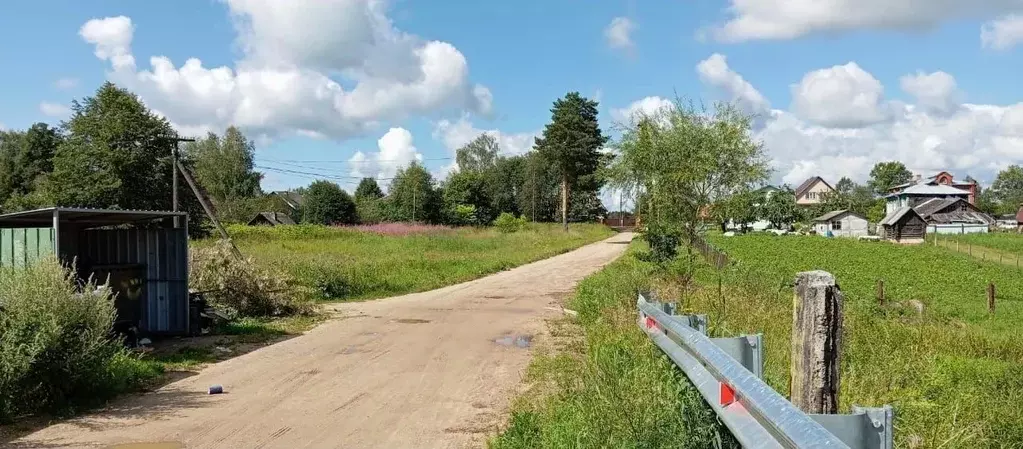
[791,270,843,414]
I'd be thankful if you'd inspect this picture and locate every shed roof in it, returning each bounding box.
[879,206,920,226]
[812,209,865,222]
[885,184,969,198]
[0,207,185,229]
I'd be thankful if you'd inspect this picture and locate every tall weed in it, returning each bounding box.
[0,260,155,422]
[189,241,314,317]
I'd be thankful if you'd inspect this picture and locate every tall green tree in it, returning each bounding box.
[354,177,384,200]
[611,99,769,260]
[517,151,560,222]
[442,171,492,225]
[835,177,856,195]
[868,161,913,195]
[456,133,499,173]
[992,165,1023,214]
[763,187,799,229]
[42,83,203,220]
[0,124,62,211]
[534,92,608,230]
[387,163,441,223]
[184,126,263,222]
[302,180,357,225]
[486,156,525,217]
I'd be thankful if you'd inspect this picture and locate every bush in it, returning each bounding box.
[302,180,358,225]
[642,223,682,265]
[190,241,314,317]
[355,197,386,224]
[449,204,478,226]
[494,212,528,233]
[0,259,151,422]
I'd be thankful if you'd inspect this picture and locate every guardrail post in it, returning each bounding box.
[791,270,843,414]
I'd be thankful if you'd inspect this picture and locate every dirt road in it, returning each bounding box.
[8,232,633,449]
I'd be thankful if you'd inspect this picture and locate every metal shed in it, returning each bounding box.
[0,207,189,336]
[811,210,869,238]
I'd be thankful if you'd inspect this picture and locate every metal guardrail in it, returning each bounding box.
[637,292,893,449]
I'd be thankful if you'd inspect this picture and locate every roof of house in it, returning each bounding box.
[879,206,921,226]
[885,184,970,197]
[754,185,779,193]
[812,209,866,222]
[271,191,304,209]
[913,197,993,225]
[248,212,296,226]
[794,176,832,198]
[0,207,185,229]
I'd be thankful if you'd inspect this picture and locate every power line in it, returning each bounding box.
[258,156,453,165]
[255,164,396,182]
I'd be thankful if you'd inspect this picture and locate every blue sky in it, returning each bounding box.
[2,0,1023,202]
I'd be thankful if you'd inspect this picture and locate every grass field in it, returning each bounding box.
[696,234,1023,448]
[934,232,1023,258]
[491,242,732,449]
[217,223,615,301]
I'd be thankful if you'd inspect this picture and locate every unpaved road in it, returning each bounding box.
[7,232,633,449]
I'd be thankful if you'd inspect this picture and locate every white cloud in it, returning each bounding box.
[78,3,491,141]
[610,96,674,124]
[347,127,423,181]
[39,102,71,117]
[790,62,890,128]
[54,77,79,90]
[982,14,1023,49]
[677,55,1023,188]
[708,0,1021,42]
[605,17,635,51]
[696,53,770,114]
[79,16,135,71]
[432,116,538,157]
[900,71,961,115]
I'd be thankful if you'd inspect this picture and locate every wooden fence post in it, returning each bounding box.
[988,283,996,314]
[791,271,843,414]
[956,239,960,252]
[876,279,885,307]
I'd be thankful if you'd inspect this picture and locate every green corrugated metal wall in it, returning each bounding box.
[0,228,56,268]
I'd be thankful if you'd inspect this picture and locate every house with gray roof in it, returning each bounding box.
[794,176,834,205]
[811,210,868,238]
[879,206,927,243]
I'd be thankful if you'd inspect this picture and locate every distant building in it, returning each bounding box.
[248,212,297,226]
[794,177,834,205]
[269,190,304,215]
[884,184,970,214]
[879,207,927,243]
[811,210,869,238]
[1018,206,1023,232]
[914,197,993,234]
[888,171,977,204]
[994,214,1019,230]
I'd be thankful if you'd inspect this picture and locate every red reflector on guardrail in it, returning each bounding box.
[645,316,657,329]
[720,382,736,406]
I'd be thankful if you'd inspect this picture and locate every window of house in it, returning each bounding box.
[831,220,842,230]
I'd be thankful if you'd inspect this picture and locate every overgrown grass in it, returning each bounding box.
[939,231,1023,256]
[698,234,1023,448]
[212,223,615,301]
[491,243,730,449]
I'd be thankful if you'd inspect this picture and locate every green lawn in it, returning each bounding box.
[699,234,1023,448]
[214,223,615,301]
[937,231,1023,256]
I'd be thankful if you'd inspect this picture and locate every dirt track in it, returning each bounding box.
[7,232,633,449]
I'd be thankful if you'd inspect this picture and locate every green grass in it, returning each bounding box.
[210,223,615,301]
[696,234,1023,448]
[491,242,731,449]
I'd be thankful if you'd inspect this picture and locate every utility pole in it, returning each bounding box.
[157,135,196,228]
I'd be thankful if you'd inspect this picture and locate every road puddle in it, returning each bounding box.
[394,318,431,324]
[494,334,533,348]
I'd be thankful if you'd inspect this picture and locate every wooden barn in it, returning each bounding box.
[879,206,926,243]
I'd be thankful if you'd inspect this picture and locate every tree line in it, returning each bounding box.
[0,83,611,230]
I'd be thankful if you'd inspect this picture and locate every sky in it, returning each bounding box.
[2,0,1023,207]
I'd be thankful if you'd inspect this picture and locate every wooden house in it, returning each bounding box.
[248,212,296,226]
[811,210,868,238]
[914,197,993,234]
[879,207,926,243]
